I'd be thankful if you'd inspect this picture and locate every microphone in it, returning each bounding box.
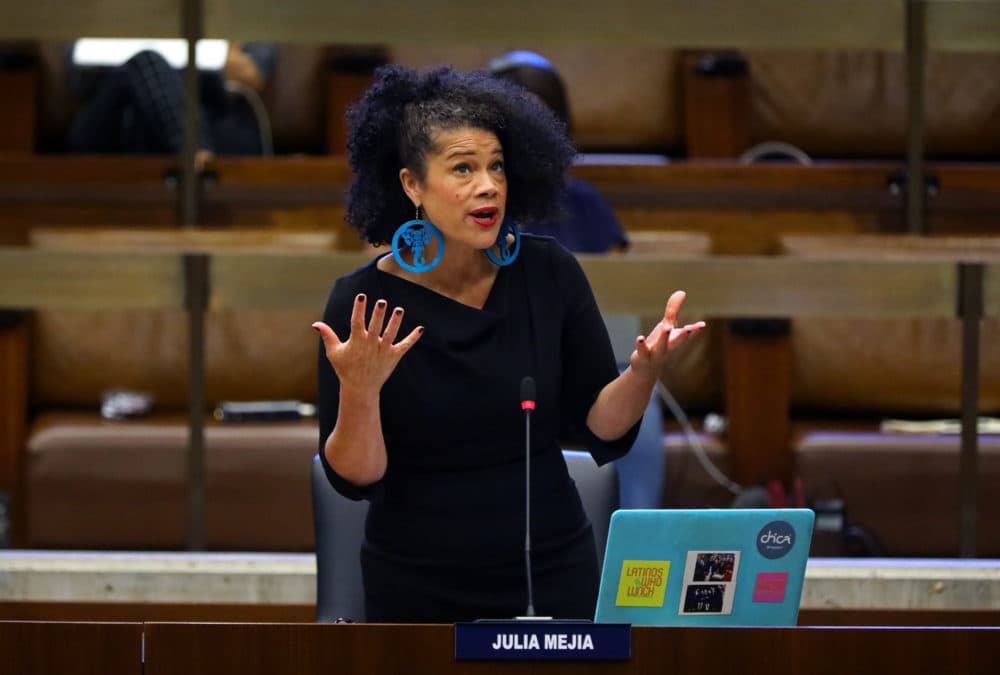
[519,376,537,618]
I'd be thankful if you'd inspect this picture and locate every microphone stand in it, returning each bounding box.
[518,375,548,620]
[523,398,535,617]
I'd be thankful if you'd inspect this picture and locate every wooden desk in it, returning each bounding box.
[142,622,997,675]
[0,620,142,675]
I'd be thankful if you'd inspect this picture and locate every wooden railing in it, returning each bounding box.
[1,246,998,554]
[2,619,999,674]
[6,1,1000,231]
[6,1,999,50]
[4,0,1000,557]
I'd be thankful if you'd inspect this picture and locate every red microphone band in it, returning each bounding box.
[521,400,536,411]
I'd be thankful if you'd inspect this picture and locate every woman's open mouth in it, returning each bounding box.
[470,207,499,229]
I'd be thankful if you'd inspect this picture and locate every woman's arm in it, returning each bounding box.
[315,293,422,486]
[323,381,389,487]
[586,290,704,441]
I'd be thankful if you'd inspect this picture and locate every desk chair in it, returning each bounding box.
[311,455,368,623]
[311,451,619,623]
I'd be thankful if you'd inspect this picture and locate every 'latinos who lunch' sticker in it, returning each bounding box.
[615,560,670,607]
[677,550,741,615]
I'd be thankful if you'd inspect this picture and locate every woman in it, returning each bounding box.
[313,65,704,623]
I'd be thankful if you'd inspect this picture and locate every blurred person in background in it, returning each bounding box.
[66,40,275,165]
[488,50,629,254]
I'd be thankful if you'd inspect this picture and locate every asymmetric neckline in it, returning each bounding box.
[373,254,506,313]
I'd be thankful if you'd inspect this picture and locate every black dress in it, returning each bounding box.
[317,235,639,622]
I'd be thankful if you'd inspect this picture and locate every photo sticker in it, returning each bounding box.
[678,551,740,615]
[691,552,737,582]
[753,571,789,603]
[682,584,728,613]
[615,560,670,607]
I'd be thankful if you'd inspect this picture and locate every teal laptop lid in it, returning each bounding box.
[594,509,814,626]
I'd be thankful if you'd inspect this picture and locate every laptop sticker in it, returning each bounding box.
[678,551,740,615]
[756,520,797,559]
[615,560,670,607]
[752,571,789,603]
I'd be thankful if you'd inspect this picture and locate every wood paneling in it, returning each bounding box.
[3,2,179,39]
[7,156,999,252]
[725,325,792,485]
[927,0,1000,51]
[0,602,313,623]
[208,252,960,318]
[682,52,749,159]
[986,263,1000,318]
[0,69,36,154]
[0,321,27,496]
[0,620,142,675]
[0,249,185,310]
[202,0,905,49]
[143,622,998,675]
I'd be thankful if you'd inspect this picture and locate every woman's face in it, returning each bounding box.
[399,126,507,253]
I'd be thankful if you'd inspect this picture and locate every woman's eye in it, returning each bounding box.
[453,163,471,175]
[491,161,505,173]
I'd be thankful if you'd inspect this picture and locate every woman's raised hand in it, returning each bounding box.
[630,290,706,376]
[313,293,423,394]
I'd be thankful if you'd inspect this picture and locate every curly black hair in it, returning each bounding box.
[345,64,576,245]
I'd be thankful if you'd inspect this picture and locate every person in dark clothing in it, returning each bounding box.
[66,41,275,160]
[488,50,628,254]
[312,64,704,623]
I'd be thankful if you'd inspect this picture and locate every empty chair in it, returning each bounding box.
[311,455,368,623]
[561,450,620,573]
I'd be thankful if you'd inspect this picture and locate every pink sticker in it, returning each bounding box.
[752,572,788,603]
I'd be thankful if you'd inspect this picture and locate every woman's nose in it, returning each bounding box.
[475,170,500,196]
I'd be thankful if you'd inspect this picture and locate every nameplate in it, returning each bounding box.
[454,621,630,661]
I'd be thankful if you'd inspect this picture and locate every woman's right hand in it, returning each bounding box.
[313,293,423,394]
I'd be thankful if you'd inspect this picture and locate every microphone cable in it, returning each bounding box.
[224,79,274,156]
[655,381,743,496]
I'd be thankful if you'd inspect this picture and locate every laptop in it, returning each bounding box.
[593,508,814,626]
[72,39,230,71]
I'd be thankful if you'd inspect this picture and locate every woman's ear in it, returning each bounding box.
[399,168,422,207]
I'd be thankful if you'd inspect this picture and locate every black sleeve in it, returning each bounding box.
[316,277,385,502]
[553,245,642,465]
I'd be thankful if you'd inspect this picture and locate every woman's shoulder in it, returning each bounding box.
[520,232,583,271]
[336,255,381,285]
[518,233,591,295]
[325,256,380,310]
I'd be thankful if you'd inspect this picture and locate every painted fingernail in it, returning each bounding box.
[417,326,424,334]
[376,299,386,309]
[356,294,365,303]
[394,307,403,315]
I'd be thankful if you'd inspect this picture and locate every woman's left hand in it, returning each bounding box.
[629,290,706,377]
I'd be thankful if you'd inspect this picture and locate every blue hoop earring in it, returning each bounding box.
[392,210,444,273]
[485,219,520,267]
